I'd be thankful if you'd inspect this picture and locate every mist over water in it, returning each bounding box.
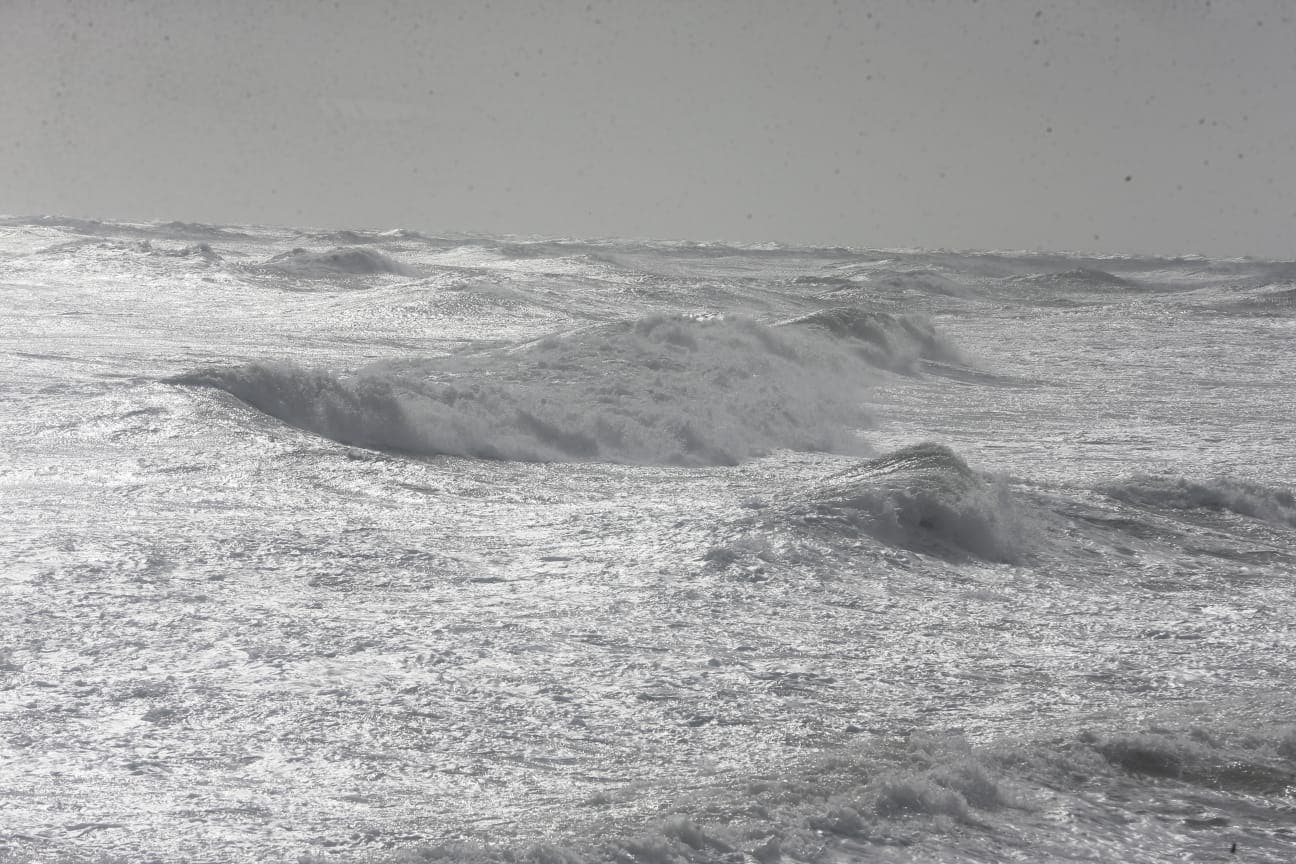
[2,217,1295,863]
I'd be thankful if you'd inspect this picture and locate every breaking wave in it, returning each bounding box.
[781,307,967,372]
[1089,725,1296,794]
[794,443,1029,561]
[173,315,887,465]
[260,246,417,276]
[1102,474,1296,528]
[364,720,1296,864]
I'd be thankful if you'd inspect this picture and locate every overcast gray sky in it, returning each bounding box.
[3,0,1294,256]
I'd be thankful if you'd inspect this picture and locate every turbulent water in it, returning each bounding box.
[2,216,1295,863]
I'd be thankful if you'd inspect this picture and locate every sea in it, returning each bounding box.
[2,216,1294,863]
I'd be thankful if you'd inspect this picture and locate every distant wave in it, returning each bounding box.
[306,229,388,245]
[795,442,1028,561]
[792,274,857,289]
[1102,474,1296,528]
[810,268,969,299]
[22,215,110,234]
[419,243,652,284]
[781,307,967,372]
[172,315,890,465]
[0,215,248,242]
[155,220,249,240]
[30,237,225,264]
[489,242,657,282]
[495,240,584,259]
[1223,284,1296,314]
[259,246,417,276]
[305,228,449,246]
[1257,261,1296,284]
[1012,267,1137,291]
[156,241,223,262]
[866,268,968,296]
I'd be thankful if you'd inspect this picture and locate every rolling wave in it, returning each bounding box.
[781,307,967,372]
[172,314,900,465]
[1103,474,1296,528]
[794,442,1029,561]
[372,719,1296,864]
[259,246,418,276]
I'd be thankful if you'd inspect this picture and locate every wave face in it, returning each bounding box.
[175,315,884,465]
[796,442,1028,561]
[1103,474,1296,528]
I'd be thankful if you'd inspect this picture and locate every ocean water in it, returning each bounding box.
[1,216,1294,863]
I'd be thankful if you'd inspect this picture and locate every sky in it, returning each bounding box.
[3,0,1294,257]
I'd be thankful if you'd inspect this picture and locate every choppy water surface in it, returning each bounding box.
[2,217,1294,863]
